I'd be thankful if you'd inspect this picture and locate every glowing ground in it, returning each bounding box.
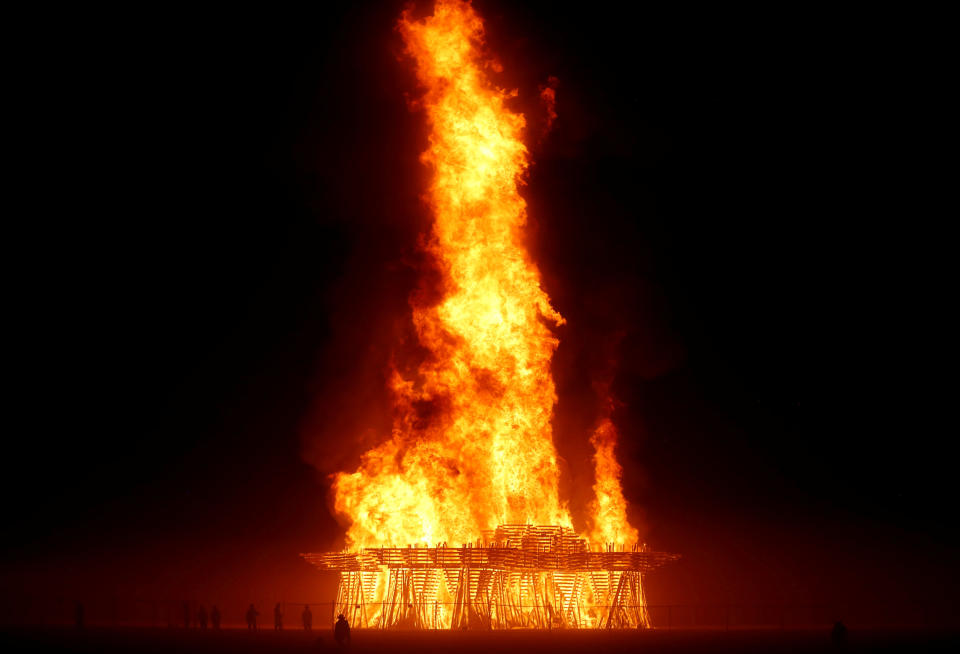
[2,627,957,653]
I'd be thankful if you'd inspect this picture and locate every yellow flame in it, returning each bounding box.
[589,419,639,546]
[333,0,570,549]
[326,0,648,629]
[333,0,639,552]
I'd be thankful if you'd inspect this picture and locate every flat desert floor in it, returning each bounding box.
[3,627,960,653]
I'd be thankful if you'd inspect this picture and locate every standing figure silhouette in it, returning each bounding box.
[334,613,351,646]
[302,604,313,631]
[274,602,283,631]
[832,620,848,647]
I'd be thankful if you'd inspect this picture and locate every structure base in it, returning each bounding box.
[302,524,679,629]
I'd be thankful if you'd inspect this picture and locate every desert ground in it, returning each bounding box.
[2,627,959,654]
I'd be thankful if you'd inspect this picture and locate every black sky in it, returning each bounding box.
[6,1,956,617]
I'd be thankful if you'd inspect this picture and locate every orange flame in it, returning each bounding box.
[332,0,637,556]
[333,0,570,549]
[589,418,639,546]
[539,76,559,139]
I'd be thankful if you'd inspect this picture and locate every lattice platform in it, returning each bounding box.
[301,525,679,629]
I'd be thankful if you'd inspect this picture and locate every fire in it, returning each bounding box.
[330,0,642,614]
[589,419,639,546]
[333,0,571,550]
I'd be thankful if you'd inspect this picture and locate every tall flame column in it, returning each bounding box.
[314,0,674,630]
[334,0,570,549]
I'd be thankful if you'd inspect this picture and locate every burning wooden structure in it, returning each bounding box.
[302,524,679,629]
[308,3,678,630]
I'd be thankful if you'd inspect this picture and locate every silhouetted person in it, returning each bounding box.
[211,605,221,630]
[302,604,313,631]
[184,602,191,629]
[197,605,208,630]
[75,602,84,631]
[334,613,350,646]
[246,604,259,631]
[832,620,848,647]
[274,602,283,631]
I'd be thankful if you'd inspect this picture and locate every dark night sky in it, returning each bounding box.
[5,1,955,620]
